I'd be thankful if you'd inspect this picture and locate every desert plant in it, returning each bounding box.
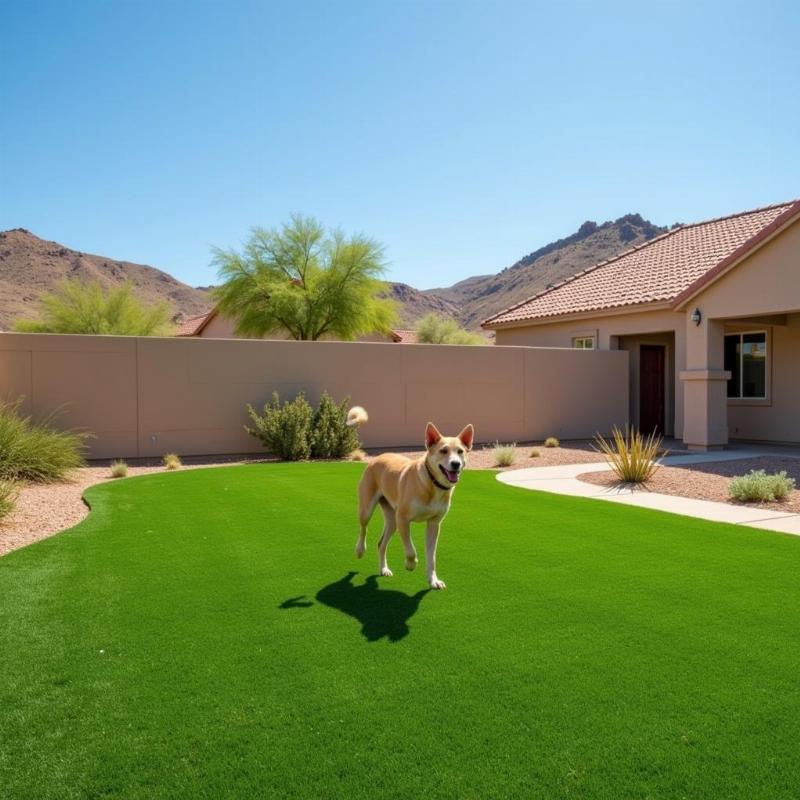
[213,214,397,340]
[414,313,485,345]
[530,448,541,458]
[492,442,518,467]
[110,460,128,478]
[246,392,314,460]
[0,399,88,482]
[346,449,368,462]
[162,453,182,471]
[544,437,560,448]
[729,470,796,503]
[0,480,17,519]
[594,426,664,484]
[310,392,361,459]
[14,279,173,336]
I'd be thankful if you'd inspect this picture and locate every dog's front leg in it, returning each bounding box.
[425,520,445,590]
[396,513,418,571]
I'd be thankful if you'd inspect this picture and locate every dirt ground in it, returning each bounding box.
[579,456,800,514]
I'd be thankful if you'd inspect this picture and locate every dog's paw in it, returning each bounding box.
[380,567,394,577]
[354,543,366,559]
[429,578,447,590]
[405,555,418,571]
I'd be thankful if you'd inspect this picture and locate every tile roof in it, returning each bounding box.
[175,310,215,336]
[482,200,800,328]
[391,329,418,343]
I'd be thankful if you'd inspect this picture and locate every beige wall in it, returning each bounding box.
[0,333,629,459]
[494,309,687,436]
[197,312,395,342]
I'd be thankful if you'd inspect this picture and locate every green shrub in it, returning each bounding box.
[163,453,182,471]
[594,426,663,484]
[0,480,17,519]
[729,470,796,503]
[544,437,560,448]
[110,460,128,478]
[415,313,485,345]
[246,392,314,460]
[0,399,88,482]
[492,442,517,467]
[310,392,361,459]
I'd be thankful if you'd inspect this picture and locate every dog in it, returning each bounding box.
[347,406,474,590]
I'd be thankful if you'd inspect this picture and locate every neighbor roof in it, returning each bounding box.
[482,200,800,328]
[175,309,216,336]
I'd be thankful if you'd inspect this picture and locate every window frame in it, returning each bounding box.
[724,329,769,402]
[572,336,596,350]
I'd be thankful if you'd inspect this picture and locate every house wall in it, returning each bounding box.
[494,309,687,437]
[0,333,629,459]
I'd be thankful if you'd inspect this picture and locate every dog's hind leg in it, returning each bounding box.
[377,499,396,577]
[355,473,379,559]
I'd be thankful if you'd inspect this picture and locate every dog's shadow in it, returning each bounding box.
[279,571,430,642]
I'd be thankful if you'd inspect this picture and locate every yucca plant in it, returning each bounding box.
[594,426,665,484]
[492,442,518,467]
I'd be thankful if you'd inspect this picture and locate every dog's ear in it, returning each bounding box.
[425,422,443,449]
[458,424,474,451]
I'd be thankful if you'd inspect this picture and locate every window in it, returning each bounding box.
[573,336,595,349]
[724,331,767,399]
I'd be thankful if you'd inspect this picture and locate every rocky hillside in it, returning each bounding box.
[425,214,667,328]
[0,229,211,330]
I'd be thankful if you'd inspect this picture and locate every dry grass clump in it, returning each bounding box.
[729,470,795,503]
[163,453,182,471]
[492,442,518,467]
[0,480,18,519]
[110,460,129,478]
[544,437,560,448]
[530,449,541,458]
[594,426,664,484]
[346,448,368,462]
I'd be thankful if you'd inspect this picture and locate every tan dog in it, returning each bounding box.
[347,406,474,590]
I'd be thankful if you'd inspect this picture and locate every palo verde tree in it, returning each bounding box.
[212,214,398,340]
[14,280,173,336]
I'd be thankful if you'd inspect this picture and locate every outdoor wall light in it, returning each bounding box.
[691,308,702,326]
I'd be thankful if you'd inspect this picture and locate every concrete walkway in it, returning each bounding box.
[497,449,800,535]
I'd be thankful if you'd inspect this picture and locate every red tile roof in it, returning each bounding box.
[482,200,800,328]
[175,310,215,336]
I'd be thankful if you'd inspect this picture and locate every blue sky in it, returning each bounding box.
[1,1,798,290]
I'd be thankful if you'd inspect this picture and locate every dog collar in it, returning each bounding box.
[425,459,453,491]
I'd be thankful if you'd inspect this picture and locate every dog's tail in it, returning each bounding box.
[346,406,369,428]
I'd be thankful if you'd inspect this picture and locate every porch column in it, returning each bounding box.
[679,315,730,450]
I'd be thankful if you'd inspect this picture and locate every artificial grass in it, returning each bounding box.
[2,463,800,799]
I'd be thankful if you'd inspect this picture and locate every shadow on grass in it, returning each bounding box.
[279,571,430,642]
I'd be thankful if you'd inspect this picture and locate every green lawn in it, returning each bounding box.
[2,463,800,799]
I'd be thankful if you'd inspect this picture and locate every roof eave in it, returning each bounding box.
[672,201,800,310]
[482,300,674,330]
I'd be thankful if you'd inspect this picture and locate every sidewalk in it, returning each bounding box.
[497,449,800,536]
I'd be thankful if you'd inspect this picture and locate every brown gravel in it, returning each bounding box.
[0,440,623,558]
[579,456,800,514]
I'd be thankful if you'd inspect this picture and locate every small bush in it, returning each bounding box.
[110,460,128,478]
[729,470,796,503]
[544,437,560,448]
[0,480,17,519]
[310,392,361,459]
[246,392,314,461]
[163,453,182,471]
[594,426,663,484]
[530,449,540,458]
[0,399,88,482]
[346,448,368,462]
[492,442,517,467]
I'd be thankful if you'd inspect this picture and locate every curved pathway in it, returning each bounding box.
[498,449,800,536]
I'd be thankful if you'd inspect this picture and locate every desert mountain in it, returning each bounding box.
[0,229,211,330]
[0,214,667,333]
[424,214,667,328]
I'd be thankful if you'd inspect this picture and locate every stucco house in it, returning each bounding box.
[482,200,800,450]
[175,307,418,343]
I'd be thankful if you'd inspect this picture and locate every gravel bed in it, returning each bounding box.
[579,456,800,514]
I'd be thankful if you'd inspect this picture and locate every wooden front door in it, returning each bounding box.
[639,345,666,435]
